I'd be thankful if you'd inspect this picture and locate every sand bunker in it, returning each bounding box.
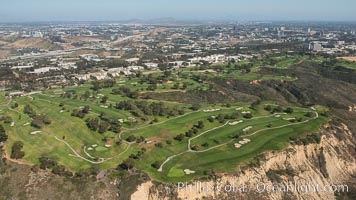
[239,138,251,145]
[203,108,221,112]
[184,169,195,175]
[283,117,296,121]
[229,120,243,125]
[243,126,253,132]
[235,107,243,111]
[234,139,251,149]
[30,131,41,135]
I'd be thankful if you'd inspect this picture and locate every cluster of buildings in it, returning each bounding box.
[0,22,355,91]
[308,41,356,54]
[76,66,144,81]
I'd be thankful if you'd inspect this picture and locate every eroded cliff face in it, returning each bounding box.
[131,122,356,200]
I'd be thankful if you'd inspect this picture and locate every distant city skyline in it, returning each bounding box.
[0,0,356,22]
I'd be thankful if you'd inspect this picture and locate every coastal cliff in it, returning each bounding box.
[131,122,356,200]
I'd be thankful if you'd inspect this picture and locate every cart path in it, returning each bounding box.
[158,111,319,172]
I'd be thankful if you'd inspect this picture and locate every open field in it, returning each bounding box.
[128,106,326,182]
[3,38,61,50]
[1,97,137,170]
[0,87,327,182]
[0,50,11,58]
[0,56,333,182]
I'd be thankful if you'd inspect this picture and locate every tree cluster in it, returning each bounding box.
[86,118,111,134]
[116,101,185,119]
[71,105,90,118]
[10,141,25,159]
[31,114,51,129]
[209,112,239,123]
[112,86,138,99]
[125,135,145,143]
[38,155,74,177]
[0,125,8,142]
[128,148,146,160]
[91,79,116,91]
[24,104,36,118]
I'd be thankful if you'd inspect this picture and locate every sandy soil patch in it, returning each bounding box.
[130,181,153,200]
[338,57,356,62]
[4,38,58,50]
[142,137,164,149]
[0,40,8,45]
[0,50,11,58]
[62,36,102,43]
[250,80,262,85]
[184,169,195,175]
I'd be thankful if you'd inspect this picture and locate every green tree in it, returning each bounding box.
[0,125,8,142]
[101,96,109,104]
[11,141,25,159]
[151,161,162,169]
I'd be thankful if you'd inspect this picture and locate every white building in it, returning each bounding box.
[144,63,159,70]
[29,67,59,74]
[125,58,140,63]
[80,54,99,61]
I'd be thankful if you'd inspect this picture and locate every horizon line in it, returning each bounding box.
[1,18,356,24]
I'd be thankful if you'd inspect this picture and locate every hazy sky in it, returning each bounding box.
[0,0,355,22]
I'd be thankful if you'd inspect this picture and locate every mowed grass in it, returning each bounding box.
[126,104,326,182]
[1,97,132,171]
[190,111,310,148]
[121,105,248,156]
[121,106,243,139]
[148,114,326,182]
[1,89,327,182]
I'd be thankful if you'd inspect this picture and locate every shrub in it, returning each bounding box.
[151,161,162,169]
[10,141,25,159]
[0,125,8,142]
[126,135,137,142]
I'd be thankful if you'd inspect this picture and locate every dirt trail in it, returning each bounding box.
[2,144,32,166]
